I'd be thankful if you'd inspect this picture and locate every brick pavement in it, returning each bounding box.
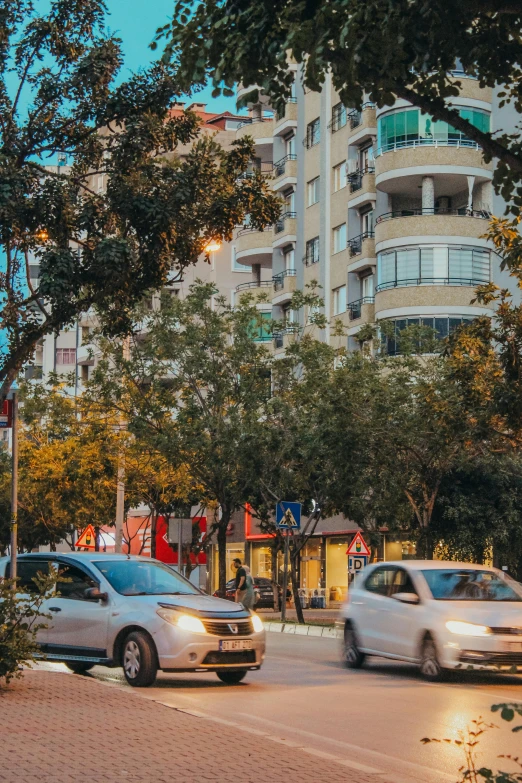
[1,670,388,783]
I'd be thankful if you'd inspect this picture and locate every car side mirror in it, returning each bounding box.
[392,592,420,605]
[84,587,108,602]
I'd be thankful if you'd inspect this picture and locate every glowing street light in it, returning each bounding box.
[204,239,221,253]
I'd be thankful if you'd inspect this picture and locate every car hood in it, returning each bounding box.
[432,600,522,627]
[122,592,248,615]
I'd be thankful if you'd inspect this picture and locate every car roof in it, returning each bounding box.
[372,560,497,571]
[10,552,157,563]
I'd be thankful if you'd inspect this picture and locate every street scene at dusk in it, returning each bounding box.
[2,1,522,782]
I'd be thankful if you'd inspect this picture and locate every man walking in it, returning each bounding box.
[234,558,247,604]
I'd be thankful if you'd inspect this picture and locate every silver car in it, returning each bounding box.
[0,553,265,687]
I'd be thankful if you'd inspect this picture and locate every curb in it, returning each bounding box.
[265,621,343,639]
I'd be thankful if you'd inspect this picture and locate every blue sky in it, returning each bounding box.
[106,0,237,114]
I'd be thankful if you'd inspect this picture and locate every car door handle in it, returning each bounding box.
[49,607,62,613]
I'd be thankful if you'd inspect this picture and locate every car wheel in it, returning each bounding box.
[343,623,366,669]
[66,661,95,674]
[420,634,444,682]
[216,670,247,685]
[122,631,158,687]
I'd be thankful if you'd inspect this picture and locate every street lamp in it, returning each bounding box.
[204,240,221,253]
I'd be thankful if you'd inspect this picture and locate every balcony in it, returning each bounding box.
[347,231,375,258]
[235,227,273,267]
[375,276,487,294]
[348,165,375,194]
[272,155,297,190]
[77,343,95,366]
[236,117,274,146]
[375,208,491,246]
[274,99,298,136]
[273,212,297,247]
[347,296,375,322]
[347,103,377,143]
[238,161,273,181]
[374,282,489,320]
[236,280,272,297]
[273,326,299,350]
[272,270,297,303]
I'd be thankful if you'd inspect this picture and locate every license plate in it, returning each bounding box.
[219,639,252,651]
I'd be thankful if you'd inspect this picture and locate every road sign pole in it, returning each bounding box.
[281,529,289,623]
[10,392,18,581]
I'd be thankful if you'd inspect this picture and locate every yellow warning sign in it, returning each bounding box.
[75,524,96,549]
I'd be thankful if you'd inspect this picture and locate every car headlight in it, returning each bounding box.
[157,608,206,634]
[446,620,492,637]
[251,614,264,633]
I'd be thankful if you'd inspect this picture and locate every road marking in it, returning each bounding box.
[239,713,457,782]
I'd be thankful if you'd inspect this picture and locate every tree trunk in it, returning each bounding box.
[216,515,229,598]
[150,509,157,559]
[290,549,305,624]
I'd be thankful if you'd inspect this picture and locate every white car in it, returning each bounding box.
[0,553,265,687]
[339,560,522,680]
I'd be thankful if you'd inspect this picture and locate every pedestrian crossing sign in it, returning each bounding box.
[276,501,301,529]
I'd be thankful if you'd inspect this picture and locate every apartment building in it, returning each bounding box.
[214,67,521,605]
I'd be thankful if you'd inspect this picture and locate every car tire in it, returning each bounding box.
[420,634,445,682]
[216,670,247,685]
[65,661,95,674]
[122,631,158,688]
[343,623,366,669]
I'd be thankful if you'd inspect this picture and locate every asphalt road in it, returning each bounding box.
[48,633,522,783]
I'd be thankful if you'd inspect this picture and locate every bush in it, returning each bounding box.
[0,572,54,684]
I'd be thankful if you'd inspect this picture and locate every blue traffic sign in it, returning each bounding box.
[276,501,301,529]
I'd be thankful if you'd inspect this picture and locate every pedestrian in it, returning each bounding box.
[241,565,256,611]
[233,558,247,604]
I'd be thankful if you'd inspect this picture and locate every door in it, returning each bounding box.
[385,568,421,659]
[358,565,397,653]
[15,558,55,648]
[46,560,110,659]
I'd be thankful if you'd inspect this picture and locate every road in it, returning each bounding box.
[47,632,522,783]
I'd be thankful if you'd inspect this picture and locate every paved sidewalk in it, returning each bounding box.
[1,670,387,783]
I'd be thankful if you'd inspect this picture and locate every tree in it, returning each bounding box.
[87,284,278,596]
[160,0,522,205]
[0,0,280,399]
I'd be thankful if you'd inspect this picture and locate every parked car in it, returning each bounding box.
[340,560,522,681]
[0,553,265,687]
[215,577,281,609]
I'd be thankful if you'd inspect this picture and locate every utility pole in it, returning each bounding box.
[10,390,18,580]
[114,337,130,553]
[281,529,289,623]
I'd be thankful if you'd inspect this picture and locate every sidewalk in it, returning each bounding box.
[1,669,386,783]
[258,608,340,623]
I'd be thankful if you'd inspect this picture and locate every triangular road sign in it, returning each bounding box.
[283,508,298,528]
[76,524,97,549]
[347,531,370,557]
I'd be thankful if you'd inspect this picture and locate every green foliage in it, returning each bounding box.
[160,0,522,202]
[0,571,54,684]
[0,0,280,398]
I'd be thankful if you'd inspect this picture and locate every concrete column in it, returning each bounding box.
[421,176,435,213]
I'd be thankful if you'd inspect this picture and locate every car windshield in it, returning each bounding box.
[93,560,200,596]
[422,569,522,602]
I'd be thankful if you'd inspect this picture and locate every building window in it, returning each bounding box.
[333,162,347,192]
[362,274,374,299]
[232,247,249,272]
[330,103,347,132]
[307,177,320,206]
[250,312,272,342]
[333,223,347,254]
[376,245,490,291]
[377,107,490,153]
[306,118,320,148]
[333,285,347,315]
[383,315,475,356]
[305,237,320,265]
[284,247,295,271]
[56,348,76,365]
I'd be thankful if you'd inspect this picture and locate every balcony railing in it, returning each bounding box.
[376,277,488,293]
[237,116,274,130]
[273,154,297,178]
[348,164,375,193]
[274,211,296,234]
[276,97,297,120]
[348,296,375,320]
[273,269,297,291]
[273,326,299,348]
[377,137,480,156]
[236,280,273,292]
[238,161,273,180]
[376,207,492,223]
[347,231,375,257]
